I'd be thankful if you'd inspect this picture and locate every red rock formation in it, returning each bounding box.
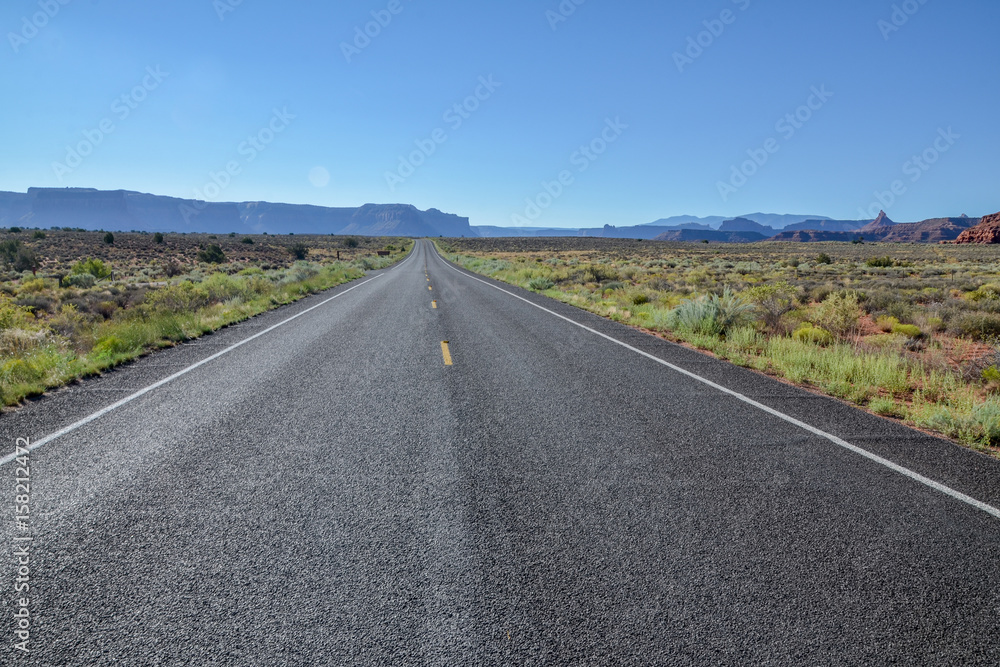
[956,212,1000,243]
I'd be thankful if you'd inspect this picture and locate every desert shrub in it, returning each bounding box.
[733,261,761,275]
[866,256,894,268]
[815,253,832,265]
[103,232,115,245]
[163,260,184,278]
[886,301,914,323]
[869,397,904,418]
[862,289,898,315]
[343,237,360,248]
[950,312,1000,341]
[630,291,651,305]
[793,324,834,346]
[153,232,164,244]
[145,282,210,313]
[14,295,54,315]
[584,265,620,283]
[813,291,861,338]
[603,281,625,291]
[288,243,309,260]
[876,316,899,333]
[71,258,112,280]
[241,237,254,244]
[809,285,833,303]
[968,284,1000,302]
[94,301,117,320]
[744,281,797,333]
[667,288,754,336]
[20,278,49,294]
[891,323,922,339]
[527,277,555,291]
[197,244,226,264]
[32,231,46,240]
[63,273,96,288]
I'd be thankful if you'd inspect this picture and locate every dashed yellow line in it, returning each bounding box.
[440,341,453,366]
[428,286,432,291]
[432,301,438,309]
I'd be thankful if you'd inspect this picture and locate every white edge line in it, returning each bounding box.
[436,244,1000,521]
[0,273,385,467]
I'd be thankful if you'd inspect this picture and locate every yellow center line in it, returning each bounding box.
[440,341,453,366]
[432,301,437,309]
[428,286,432,291]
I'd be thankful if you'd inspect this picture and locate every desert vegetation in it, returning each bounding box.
[0,228,410,407]
[440,237,1000,454]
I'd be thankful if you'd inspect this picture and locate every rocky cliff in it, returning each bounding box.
[956,212,1000,243]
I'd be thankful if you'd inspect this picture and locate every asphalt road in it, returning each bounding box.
[3,239,1000,665]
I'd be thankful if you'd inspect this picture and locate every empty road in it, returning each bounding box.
[3,239,1000,665]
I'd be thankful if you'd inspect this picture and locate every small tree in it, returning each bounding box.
[288,243,309,260]
[344,237,360,248]
[197,244,226,264]
[104,232,115,245]
[153,232,165,244]
[14,247,40,275]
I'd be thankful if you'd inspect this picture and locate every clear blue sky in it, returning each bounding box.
[3,0,998,227]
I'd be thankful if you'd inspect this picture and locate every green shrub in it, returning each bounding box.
[63,273,96,289]
[876,316,899,332]
[603,281,625,291]
[103,232,115,245]
[241,237,254,244]
[71,258,112,280]
[891,323,922,338]
[744,281,797,333]
[343,237,360,248]
[866,256,894,268]
[288,243,309,260]
[813,291,861,338]
[982,366,1000,384]
[631,292,650,305]
[197,244,226,264]
[32,231,46,240]
[668,288,754,336]
[153,232,164,244]
[815,253,832,265]
[951,312,1000,341]
[869,397,904,418]
[792,323,834,346]
[527,277,555,291]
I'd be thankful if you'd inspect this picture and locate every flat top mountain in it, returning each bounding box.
[0,188,472,237]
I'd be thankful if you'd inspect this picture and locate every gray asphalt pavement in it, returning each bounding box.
[3,239,1000,665]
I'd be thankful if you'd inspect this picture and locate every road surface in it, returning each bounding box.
[3,239,1000,665]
